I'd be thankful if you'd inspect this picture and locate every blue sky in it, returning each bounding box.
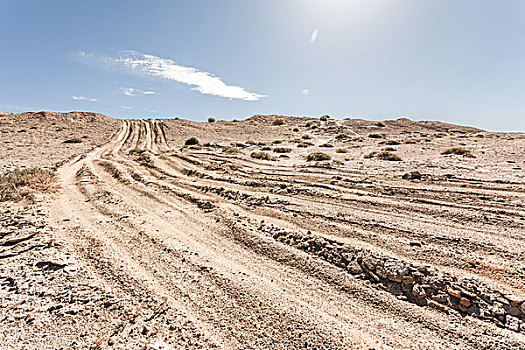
[1,0,524,131]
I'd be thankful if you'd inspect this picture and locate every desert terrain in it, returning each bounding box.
[1,111,524,349]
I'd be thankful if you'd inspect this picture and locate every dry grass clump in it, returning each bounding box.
[251,152,276,161]
[222,147,242,154]
[441,147,474,157]
[0,167,57,201]
[365,151,402,161]
[63,138,83,144]
[273,147,292,153]
[306,152,331,162]
[320,143,334,148]
[382,140,401,145]
[185,137,200,146]
[335,148,348,153]
[272,119,285,126]
[403,138,417,144]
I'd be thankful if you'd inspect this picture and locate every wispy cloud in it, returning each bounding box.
[72,95,98,102]
[118,87,156,96]
[122,105,133,110]
[76,51,266,101]
[301,89,310,95]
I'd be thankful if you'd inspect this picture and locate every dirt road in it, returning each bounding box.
[49,119,525,349]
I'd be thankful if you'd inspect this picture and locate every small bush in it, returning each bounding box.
[272,140,284,144]
[63,138,83,144]
[223,147,241,154]
[208,117,215,123]
[365,151,402,161]
[273,147,292,153]
[297,142,311,148]
[368,134,383,139]
[441,147,473,157]
[301,135,312,140]
[320,143,334,148]
[261,146,271,151]
[306,152,331,162]
[251,152,276,161]
[185,137,199,146]
[0,168,56,201]
[383,147,396,152]
[375,122,386,127]
[320,115,329,121]
[382,140,401,145]
[293,128,299,132]
[403,138,417,144]
[335,133,348,140]
[305,122,312,127]
[336,148,348,153]
[272,119,285,126]
[246,140,257,145]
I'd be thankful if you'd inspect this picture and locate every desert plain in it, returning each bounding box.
[0,111,524,349]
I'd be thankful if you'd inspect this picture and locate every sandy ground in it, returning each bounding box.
[1,113,524,349]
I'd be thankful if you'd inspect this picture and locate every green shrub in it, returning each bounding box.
[185,137,200,146]
[306,152,331,161]
[320,115,329,121]
[208,117,216,123]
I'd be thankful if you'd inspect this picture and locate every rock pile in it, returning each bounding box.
[258,222,525,333]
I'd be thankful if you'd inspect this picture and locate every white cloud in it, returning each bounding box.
[77,51,266,101]
[122,105,133,110]
[301,89,310,95]
[72,96,98,102]
[118,87,156,96]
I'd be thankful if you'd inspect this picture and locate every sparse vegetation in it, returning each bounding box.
[335,133,348,140]
[403,138,417,144]
[441,147,474,157]
[63,138,83,144]
[320,115,329,121]
[320,143,334,148]
[185,137,200,146]
[306,152,331,161]
[305,122,312,127]
[246,140,257,145]
[251,152,276,161]
[301,135,312,140]
[272,119,285,126]
[273,147,292,153]
[365,151,402,161]
[336,148,348,153]
[272,140,284,144]
[383,147,396,152]
[0,167,56,201]
[261,146,271,151]
[208,117,216,123]
[293,128,299,132]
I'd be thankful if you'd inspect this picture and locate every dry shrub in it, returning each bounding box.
[272,119,285,126]
[273,147,292,153]
[306,152,331,161]
[251,152,276,161]
[441,147,474,157]
[365,151,402,161]
[0,168,57,201]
